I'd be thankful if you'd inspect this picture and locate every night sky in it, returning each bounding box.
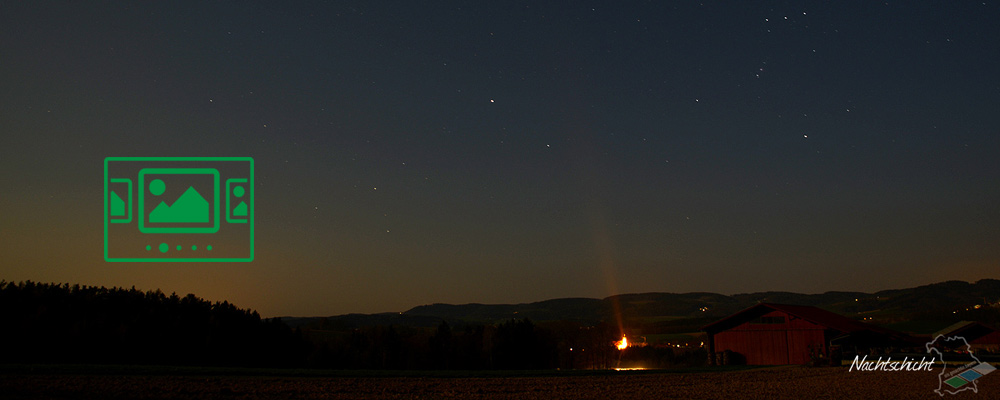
[2,1,998,317]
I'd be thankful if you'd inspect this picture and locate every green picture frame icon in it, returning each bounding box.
[138,168,220,234]
[103,157,254,262]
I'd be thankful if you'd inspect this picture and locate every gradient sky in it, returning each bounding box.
[2,1,998,317]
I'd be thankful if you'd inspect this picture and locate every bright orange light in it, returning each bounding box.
[615,335,628,350]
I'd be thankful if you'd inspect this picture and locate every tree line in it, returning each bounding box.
[0,280,705,369]
[0,280,308,367]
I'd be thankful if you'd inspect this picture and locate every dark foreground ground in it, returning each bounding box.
[0,365,982,399]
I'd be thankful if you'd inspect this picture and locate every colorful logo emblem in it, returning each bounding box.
[927,335,995,396]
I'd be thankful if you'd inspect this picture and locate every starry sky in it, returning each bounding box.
[1,1,998,317]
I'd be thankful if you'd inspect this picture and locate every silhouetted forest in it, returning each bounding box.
[0,281,308,367]
[0,281,707,369]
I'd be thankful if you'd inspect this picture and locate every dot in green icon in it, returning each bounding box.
[149,244,207,254]
[149,179,166,196]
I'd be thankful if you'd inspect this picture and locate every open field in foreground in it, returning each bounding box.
[0,366,982,399]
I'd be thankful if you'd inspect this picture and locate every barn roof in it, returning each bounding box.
[934,321,998,341]
[702,303,895,337]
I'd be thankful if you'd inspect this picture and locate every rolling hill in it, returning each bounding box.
[286,279,1000,336]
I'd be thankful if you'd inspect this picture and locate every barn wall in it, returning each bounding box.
[971,330,1000,345]
[785,328,826,364]
[716,329,787,364]
[712,310,829,365]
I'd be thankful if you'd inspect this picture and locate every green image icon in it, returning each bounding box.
[104,157,253,262]
[149,186,210,223]
[110,191,126,216]
[109,178,132,223]
[226,178,250,223]
[138,168,220,234]
[233,202,248,217]
[233,186,248,217]
[149,178,166,196]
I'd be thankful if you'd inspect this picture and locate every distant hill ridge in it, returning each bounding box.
[284,279,1000,332]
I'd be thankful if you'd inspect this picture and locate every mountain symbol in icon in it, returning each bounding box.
[149,186,209,223]
[110,191,126,216]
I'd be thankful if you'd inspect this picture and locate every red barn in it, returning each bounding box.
[703,303,908,365]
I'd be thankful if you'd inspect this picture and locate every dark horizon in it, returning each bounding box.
[5,276,997,320]
[5,277,998,371]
